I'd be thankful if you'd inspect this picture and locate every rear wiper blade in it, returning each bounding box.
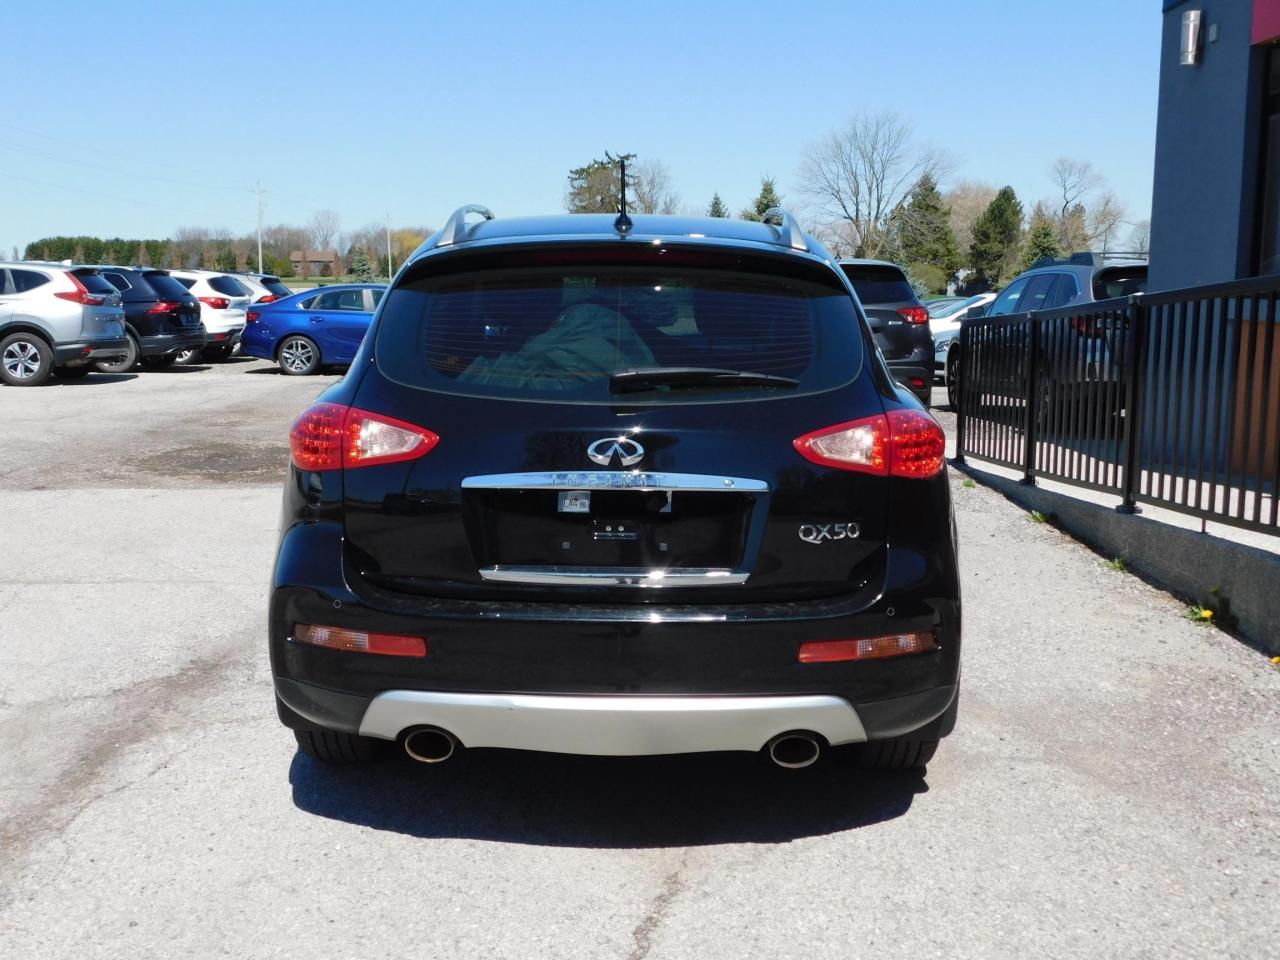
[609,366,799,393]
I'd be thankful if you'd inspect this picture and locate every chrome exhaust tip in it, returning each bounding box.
[766,732,822,769]
[403,727,458,764]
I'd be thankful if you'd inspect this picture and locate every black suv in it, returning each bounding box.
[839,260,933,406]
[93,267,206,370]
[270,207,961,772]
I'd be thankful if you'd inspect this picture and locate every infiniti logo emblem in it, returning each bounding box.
[587,436,645,467]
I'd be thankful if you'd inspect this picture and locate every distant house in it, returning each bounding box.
[289,250,341,276]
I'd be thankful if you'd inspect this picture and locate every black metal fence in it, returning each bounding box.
[955,274,1280,536]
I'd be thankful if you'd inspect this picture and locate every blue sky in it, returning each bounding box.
[0,0,1160,256]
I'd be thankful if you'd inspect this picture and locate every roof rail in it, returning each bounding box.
[435,204,494,248]
[761,207,809,252]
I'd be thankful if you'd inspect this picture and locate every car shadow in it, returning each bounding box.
[289,746,927,848]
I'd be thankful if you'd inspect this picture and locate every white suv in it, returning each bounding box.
[0,263,129,386]
[168,270,251,363]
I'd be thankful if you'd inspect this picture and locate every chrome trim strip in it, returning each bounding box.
[358,691,868,754]
[461,471,768,492]
[477,565,749,587]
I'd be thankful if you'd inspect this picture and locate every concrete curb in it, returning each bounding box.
[953,459,1280,655]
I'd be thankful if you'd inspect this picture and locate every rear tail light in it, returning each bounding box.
[794,410,945,478]
[798,631,937,663]
[896,305,929,325]
[54,273,106,306]
[246,310,260,324]
[294,623,427,658]
[199,296,229,309]
[289,402,439,471]
[147,300,180,314]
[258,294,278,303]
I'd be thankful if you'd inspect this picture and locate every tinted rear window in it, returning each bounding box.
[144,272,192,300]
[208,275,249,297]
[1093,267,1147,300]
[74,271,119,295]
[840,265,915,305]
[258,277,291,296]
[375,250,863,405]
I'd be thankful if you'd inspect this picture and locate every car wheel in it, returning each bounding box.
[293,729,382,764]
[141,355,176,369]
[0,331,54,386]
[945,344,960,411]
[856,737,938,770]
[52,365,94,380]
[174,347,203,366]
[94,335,139,373]
[278,336,320,376]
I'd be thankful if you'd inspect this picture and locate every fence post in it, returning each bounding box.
[953,319,967,465]
[1116,293,1146,514]
[1020,312,1039,485]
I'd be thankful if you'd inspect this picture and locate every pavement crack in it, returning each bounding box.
[625,861,687,960]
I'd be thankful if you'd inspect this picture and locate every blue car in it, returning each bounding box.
[242,283,385,375]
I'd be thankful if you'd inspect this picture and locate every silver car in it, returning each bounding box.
[0,263,129,386]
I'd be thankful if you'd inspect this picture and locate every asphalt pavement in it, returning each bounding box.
[1,361,1277,959]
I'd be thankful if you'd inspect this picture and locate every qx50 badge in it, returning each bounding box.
[587,436,645,467]
[798,522,860,544]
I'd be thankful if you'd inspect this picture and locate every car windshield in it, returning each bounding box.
[375,249,863,404]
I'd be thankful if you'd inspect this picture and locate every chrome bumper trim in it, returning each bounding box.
[358,691,867,755]
[477,565,748,587]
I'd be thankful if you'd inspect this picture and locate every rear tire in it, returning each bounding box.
[293,729,381,764]
[0,331,53,386]
[95,335,139,373]
[856,737,939,771]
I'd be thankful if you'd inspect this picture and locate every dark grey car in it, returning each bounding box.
[838,260,933,406]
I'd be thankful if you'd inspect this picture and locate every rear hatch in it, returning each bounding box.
[839,262,927,361]
[143,271,203,330]
[342,243,890,605]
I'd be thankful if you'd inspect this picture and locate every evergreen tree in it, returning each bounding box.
[1020,206,1062,272]
[968,186,1024,287]
[739,177,782,221]
[707,193,729,218]
[897,174,961,278]
[348,248,375,282]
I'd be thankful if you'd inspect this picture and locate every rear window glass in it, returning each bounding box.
[144,272,192,300]
[208,275,249,297]
[74,271,119,295]
[258,277,291,297]
[375,251,863,405]
[10,269,50,292]
[1093,267,1147,300]
[840,265,915,305]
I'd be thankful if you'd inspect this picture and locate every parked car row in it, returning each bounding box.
[0,259,383,385]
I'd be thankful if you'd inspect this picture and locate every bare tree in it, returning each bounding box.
[630,159,681,215]
[943,181,998,257]
[1126,218,1151,257]
[309,209,341,251]
[799,111,948,259]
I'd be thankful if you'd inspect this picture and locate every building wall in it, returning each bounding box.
[1149,0,1264,290]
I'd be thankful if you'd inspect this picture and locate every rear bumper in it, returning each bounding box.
[53,338,130,365]
[138,330,208,357]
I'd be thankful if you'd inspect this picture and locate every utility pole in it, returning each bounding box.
[385,213,393,278]
[255,180,264,273]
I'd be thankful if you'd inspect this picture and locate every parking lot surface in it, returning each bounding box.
[2,365,1278,959]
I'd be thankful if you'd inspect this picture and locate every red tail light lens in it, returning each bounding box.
[246,310,260,324]
[199,296,229,309]
[294,623,427,658]
[896,305,929,325]
[289,402,439,471]
[54,272,106,306]
[798,632,937,663]
[794,410,945,478]
[147,300,180,314]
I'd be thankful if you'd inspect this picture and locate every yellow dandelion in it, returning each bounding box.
[1200,609,1214,619]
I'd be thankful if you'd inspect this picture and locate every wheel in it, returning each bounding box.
[94,335,139,373]
[0,331,54,386]
[945,343,960,411]
[202,343,233,362]
[278,335,320,376]
[174,347,203,366]
[856,737,939,770]
[293,729,381,764]
[141,355,176,369]
[52,365,94,380]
